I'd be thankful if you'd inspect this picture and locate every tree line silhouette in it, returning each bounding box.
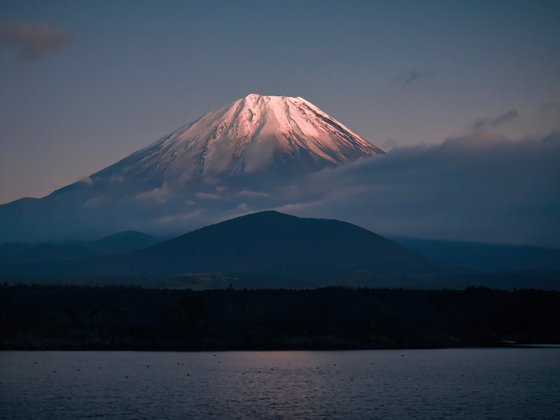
[1,284,558,350]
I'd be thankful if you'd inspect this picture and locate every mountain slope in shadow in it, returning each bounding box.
[133,210,433,276]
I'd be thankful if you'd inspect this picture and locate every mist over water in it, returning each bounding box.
[1,349,559,419]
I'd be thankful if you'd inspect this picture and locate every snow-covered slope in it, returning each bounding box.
[93,94,382,187]
[0,94,383,242]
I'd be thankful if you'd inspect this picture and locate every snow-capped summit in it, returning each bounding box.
[94,94,383,186]
[0,94,384,242]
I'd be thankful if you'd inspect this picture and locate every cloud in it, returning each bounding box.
[109,174,125,184]
[0,23,69,59]
[79,176,94,185]
[83,196,104,208]
[380,138,398,151]
[157,210,203,225]
[236,190,271,198]
[279,131,560,247]
[195,192,222,200]
[471,110,519,131]
[135,182,172,203]
[393,69,434,88]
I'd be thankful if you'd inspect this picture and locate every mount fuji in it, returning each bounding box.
[0,94,383,242]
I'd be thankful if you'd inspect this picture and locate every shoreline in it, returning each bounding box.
[2,344,559,352]
[2,284,559,352]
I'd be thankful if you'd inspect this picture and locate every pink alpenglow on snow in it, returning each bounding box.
[95,94,383,186]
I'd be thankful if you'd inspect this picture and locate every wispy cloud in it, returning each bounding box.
[109,174,125,184]
[135,182,172,204]
[393,69,434,88]
[236,190,271,198]
[0,23,69,59]
[157,210,203,225]
[195,192,222,200]
[79,176,94,186]
[471,110,519,131]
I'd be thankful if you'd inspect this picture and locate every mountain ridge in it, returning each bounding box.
[394,237,560,272]
[91,94,382,190]
[0,211,435,285]
[0,230,160,263]
[134,210,429,274]
[0,95,383,242]
[2,211,557,289]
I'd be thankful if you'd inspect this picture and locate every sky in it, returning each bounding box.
[1,0,559,204]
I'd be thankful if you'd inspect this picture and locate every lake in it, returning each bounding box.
[1,348,559,419]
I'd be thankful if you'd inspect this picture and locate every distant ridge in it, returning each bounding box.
[2,212,558,289]
[88,231,159,255]
[394,237,560,272]
[0,211,435,287]
[0,231,159,263]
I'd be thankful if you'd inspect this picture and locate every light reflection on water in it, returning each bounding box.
[1,348,559,419]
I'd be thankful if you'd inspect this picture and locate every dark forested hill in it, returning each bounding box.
[133,211,433,275]
[0,211,438,287]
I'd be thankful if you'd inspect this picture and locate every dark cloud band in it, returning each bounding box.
[281,131,560,247]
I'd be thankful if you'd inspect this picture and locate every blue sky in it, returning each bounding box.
[1,0,559,203]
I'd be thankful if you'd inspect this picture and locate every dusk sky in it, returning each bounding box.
[3,3,560,414]
[1,0,559,204]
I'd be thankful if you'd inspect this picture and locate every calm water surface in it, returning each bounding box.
[1,348,559,419]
